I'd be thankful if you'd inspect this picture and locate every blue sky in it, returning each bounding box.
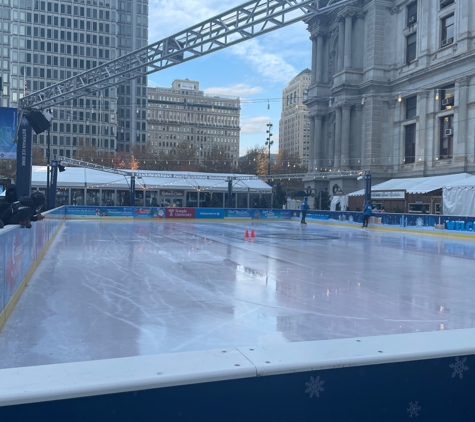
[147,0,311,157]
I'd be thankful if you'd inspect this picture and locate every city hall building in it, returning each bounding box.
[304,0,475,194]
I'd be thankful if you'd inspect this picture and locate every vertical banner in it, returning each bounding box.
[364,172,372,204]
[16,114,33,196]
[0,107,18,159]
[49,160,58,210]
[130,175,135,206]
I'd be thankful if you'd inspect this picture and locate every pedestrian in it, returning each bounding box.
[362,200,373,228]
[301,197,308,224]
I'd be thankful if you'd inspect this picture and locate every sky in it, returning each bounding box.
[147,0,311,157]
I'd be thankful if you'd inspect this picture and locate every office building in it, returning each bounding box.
[147,79,241,166]
[0,0,148,157]
[279,68,311,165]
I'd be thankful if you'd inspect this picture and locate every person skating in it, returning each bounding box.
[362,200,373,228]
[301,197,308,224]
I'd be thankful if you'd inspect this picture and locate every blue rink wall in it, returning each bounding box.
[1,207,475,420]
[64,205,475,233]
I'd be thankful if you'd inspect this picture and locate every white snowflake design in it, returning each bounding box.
[407,401,421,418]
[449,356,469,379]
[415,217,424,227]
[305,375,325,398]
[348,215,354,223]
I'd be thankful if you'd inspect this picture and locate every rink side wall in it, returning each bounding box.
[0,330,474,421]
[64,205,475,234]
[0,207,65,329]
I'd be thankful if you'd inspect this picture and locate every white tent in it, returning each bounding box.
[30,166,272,193]
[348,173,473,196]
[443,175,475,216]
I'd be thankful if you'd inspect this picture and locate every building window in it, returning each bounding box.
[439,116,453,159]
[407,2,417,26]
[406,96,417,119]
[440,0,455,9]
[404,124,416,164]
[441,14,455,46]
[440,85,455,110]
[406,33,417,64]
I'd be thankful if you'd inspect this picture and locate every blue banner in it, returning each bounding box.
[196,209,224,219]
[0,107,18,159]
[16,114,33,196]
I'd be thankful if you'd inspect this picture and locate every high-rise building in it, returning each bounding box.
[0,0,148,157]
[305,0,475,191]
[279,69,311,165]
[147,79,241,166]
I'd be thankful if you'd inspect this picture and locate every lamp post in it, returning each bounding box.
[265,122,273,176]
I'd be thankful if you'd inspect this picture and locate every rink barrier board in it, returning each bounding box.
[63,206,475,235]
[0,329,474,421]
[0,208,65,330]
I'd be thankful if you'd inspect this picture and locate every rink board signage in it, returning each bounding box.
[0,354,474,421]
[445,219,475,232]
[195,209,224,219]
[133,208,166,219]
[0,233,5,311]
[165,207,195,218]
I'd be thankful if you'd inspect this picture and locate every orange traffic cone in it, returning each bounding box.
[251,230,255,238]
[245,230,249,238]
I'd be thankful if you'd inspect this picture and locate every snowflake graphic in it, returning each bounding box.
[305,375,325,398]
[415,217,424,227]
[407,401,421,418]
[348,215,354,223]
[449,356,469,379]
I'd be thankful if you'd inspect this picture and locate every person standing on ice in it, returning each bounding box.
[362,200,373,228]
[300,197,308,224]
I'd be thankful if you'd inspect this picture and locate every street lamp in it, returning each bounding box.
[265,122,273,175]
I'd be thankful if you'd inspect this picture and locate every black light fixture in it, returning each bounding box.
[58,164,66,172]
[25,110,52,135]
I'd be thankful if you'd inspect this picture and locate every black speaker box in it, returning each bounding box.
[25,111,50,135]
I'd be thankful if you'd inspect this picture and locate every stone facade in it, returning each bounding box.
[305,0,475,192]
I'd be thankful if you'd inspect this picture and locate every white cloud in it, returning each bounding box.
[204,83,263,98]
[241,116,274,135]
[230,39,298,84]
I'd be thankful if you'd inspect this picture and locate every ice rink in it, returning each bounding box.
[0,220,474,369]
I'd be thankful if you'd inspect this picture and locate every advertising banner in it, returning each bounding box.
[133,207,166,219]
[65,206,133,218]
[4,230,23,305]
[0,231,5,311]
[196,209,224,219]
[0,107,18,159]
[165,207,196,219]
[225,209,253,219]
[16,115,33,196]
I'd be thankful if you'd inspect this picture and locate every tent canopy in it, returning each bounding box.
[348,173,473,196]
[31,166,272,193]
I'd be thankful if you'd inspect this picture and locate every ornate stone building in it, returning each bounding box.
[304,0,475,194]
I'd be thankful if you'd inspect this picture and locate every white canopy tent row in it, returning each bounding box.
[26,166,273,208]
[342,173,475,216]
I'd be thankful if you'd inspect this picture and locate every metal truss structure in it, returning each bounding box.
[56,156,366,181]
[20,0,357,110]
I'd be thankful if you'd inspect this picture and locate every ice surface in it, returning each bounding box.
[0,220,474,369]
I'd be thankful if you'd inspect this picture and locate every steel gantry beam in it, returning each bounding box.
[20,0,357,110]
[56,156,367,181]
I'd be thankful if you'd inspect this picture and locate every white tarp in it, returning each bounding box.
[31,166,272,193]
[330,195,348,211]
[348,173,473,196]
[443,175,475,216]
